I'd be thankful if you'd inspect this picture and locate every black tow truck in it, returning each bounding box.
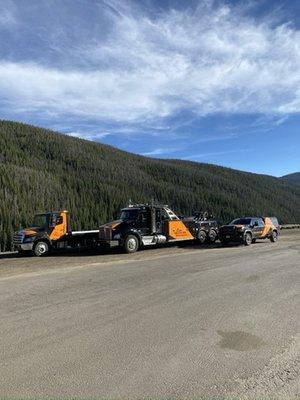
[99,203,219,253]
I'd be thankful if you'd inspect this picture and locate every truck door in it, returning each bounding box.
[252,218,264,239]
[49,212,68,241]
[136,210,151,236]
[155,208,168,236]
[257,218,266,237]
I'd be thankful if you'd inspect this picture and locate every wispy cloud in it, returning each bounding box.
[141,147,181,156]
[183,148,252,160]
[0,0,300,130]
[65,131,111,141]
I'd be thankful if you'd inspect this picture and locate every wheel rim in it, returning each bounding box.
[273,232,278,241]
[199,231,206,243]
[246,234,251,244]
[127,238,137,251]
[209,232,216,241]
[37,243,47,254]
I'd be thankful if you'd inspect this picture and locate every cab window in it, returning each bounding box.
[56,215,63,225]
[139,211,150,223]
[161,209,169,221]
[257,218,264,227]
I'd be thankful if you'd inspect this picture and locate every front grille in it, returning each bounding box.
[99,227,112,240]
[221,227,236,236]
[13,233,24,245]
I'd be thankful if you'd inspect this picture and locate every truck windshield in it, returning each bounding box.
[120,209,139,221]
[230,218,252,225]
[31,214,49,229]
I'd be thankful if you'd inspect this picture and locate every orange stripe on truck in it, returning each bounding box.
[168,220,194,240]
[262,217,275,237]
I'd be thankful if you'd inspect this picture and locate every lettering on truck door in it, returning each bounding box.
[168,220,194,241]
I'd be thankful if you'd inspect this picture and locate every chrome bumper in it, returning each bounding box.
[14,243,34,251]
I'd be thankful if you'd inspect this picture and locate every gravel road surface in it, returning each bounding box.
[0,230,299,398]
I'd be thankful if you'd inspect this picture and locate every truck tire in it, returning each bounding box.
[270,230,278,243]
[197,229,207,244]
[208,229,217,243]
[123,235,139,253]
[33,241,49,257]
[244,232,252,246]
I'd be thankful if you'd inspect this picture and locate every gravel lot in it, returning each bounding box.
[0,230,299,398]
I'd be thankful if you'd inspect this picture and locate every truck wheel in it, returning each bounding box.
[244,232,252,246]
[208,229,217,243]
[197,229,207,244]
[270,230,278,243]
[33,241,49,257]
[123,235,139,253]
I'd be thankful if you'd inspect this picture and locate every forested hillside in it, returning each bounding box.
[281,173,300,185]
[1,120,300,251]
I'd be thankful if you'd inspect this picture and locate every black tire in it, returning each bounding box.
[33,241,49,257]
[197,229,207,244]
[208,229,217,243]
[244,232,252,246]
[123,235,139,253]
[270,230,278,243]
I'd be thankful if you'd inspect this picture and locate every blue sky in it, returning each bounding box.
[0,0,299,177]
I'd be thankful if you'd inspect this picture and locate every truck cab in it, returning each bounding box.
[13,210,99,256]
[13,211,69,256]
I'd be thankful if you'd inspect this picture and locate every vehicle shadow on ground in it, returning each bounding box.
[0,240,267,260]
[0,252,21,260]
[179,240,267,250]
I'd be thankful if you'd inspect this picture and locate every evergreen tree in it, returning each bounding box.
[0,120,299,251]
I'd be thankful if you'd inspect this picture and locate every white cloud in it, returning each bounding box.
[182,148,252,160]
[65,131,111,141]
[0,0,300,127]
[142,147,180,156]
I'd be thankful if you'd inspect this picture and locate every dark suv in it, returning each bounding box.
[219,217,279,246]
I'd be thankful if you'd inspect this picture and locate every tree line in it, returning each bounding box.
[0,120,300,251]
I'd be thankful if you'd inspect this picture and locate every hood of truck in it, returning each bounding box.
[100,220,122,230]
[220,224,246,231]
[17,228,39,236]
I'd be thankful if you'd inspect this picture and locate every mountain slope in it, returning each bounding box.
[0,120,300,251]
[281,172,300,185]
